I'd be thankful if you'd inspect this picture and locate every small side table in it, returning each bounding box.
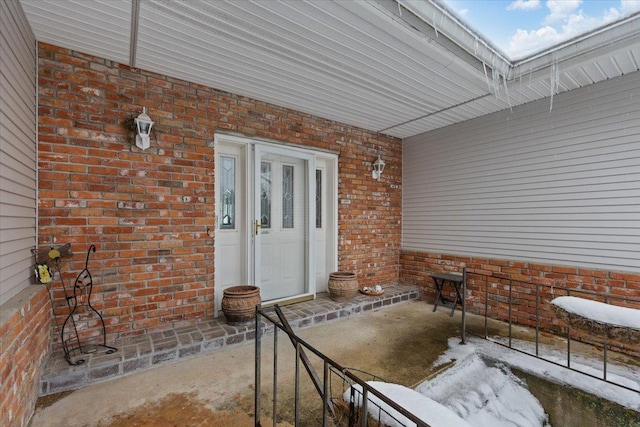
[430,271,465,317]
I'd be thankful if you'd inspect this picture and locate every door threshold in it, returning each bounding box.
[261,294,314,308]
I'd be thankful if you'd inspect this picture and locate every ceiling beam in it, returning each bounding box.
[129,0,140,67]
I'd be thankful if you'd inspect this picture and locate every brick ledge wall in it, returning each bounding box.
[0,286,52,427]
[400,249,640,355]
[400,249,640,301]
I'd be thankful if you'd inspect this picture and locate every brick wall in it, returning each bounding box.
[0,287,51,427]
[400,250,640,355]
[37,43,402,344]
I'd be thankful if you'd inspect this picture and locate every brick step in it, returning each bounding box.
[40,285,419,395]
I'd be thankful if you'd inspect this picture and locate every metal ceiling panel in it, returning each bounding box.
[133,0,428,131]
[132,0,490,133]
[20,0,132,65]
[17,0,640,139]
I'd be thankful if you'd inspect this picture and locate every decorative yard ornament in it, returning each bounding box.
[35,263,53,283]
[134,107,154,150]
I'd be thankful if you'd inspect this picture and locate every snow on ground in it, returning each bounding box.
[417,351,550,427]
[476,337,640,411]
[489,335,640,392]
[344,382,473,427]
[345,337,640,427]
[551,296,640,330]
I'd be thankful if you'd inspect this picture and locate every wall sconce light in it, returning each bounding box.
[134,107,154,150]
[372,154,386,180]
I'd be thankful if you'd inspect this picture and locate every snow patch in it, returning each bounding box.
[344,335,640,427]
[344,381,473,427]
[417,352,550,427]
[551,296,640,330]
[466,337,640,411]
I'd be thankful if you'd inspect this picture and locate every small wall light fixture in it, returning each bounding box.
[134,107,154,150]
[372,153,386,180]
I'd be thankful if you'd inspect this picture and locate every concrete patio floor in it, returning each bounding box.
[29,293,640,427]
[30,297,483,427]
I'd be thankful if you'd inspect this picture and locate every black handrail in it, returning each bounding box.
[254,305,431,427]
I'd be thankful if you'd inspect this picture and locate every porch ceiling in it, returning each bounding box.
[19,0,640,139]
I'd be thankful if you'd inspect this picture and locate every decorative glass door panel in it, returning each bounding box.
[254,146,314,301]
[220,156,236,230]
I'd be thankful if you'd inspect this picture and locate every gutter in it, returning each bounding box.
[377,0,640,85]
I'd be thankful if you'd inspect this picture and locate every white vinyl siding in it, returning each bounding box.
[1,0,37,303]
[403,70,640,272]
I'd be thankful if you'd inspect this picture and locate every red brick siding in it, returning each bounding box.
[400,250,640,355]
[0,287,51,427]
[37,43,402,344]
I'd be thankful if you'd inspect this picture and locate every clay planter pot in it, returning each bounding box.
[327,271,358,302]
[221,285,261,324]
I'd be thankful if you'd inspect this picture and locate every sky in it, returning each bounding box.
[441,0,640,59]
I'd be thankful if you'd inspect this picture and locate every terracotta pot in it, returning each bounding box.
[327,271,358,302]
[221,285,261,324]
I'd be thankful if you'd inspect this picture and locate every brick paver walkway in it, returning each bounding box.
[40,285,419,395]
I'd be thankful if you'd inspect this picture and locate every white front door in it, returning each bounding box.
[214,134,336,314]
[254,145,314,301]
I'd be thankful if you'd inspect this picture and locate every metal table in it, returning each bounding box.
[430,272,465,317]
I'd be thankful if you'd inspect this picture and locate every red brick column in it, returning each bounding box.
[0,287,51,427]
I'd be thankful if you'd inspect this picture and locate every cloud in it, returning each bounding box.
[458,8,469,16]
[507,0,541,11]
[507,0,640,58]
[621,0,640,14]
[508,27,562,57]
[544,0,582,24]
[561,9,623,37]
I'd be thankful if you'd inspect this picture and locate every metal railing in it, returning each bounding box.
[477,279,640,394]
[254,282,639,425]
[254,305,431,427]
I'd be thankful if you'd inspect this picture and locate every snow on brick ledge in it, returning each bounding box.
[551,296,640,342]
[344,381,474,427]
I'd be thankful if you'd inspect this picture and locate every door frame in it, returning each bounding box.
[213,133,338,315]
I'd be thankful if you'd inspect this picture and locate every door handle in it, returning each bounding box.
[255,220,261,236]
